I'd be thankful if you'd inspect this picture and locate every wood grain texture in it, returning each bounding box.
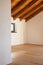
[16,0,42,18]
[9,44,43,65]
[22,4,43,19]
[12,0,32,16]
[11,0,20,9]
[11,0,43,21]
[26,7,43,21]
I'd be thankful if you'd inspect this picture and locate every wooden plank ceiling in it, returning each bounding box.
[11,0,43,21]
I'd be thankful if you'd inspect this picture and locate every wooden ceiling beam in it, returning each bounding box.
[12,0,32,16]
[22,4,42,19]
[26,5,43,21]
[17,0,42,18]
[11,0,21,9]
[13,0,36,19]
[11,0,26,13]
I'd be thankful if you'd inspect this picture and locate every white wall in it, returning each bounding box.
[11,11,43,45]
[0,0,11,65]
[11,18,26,45]
[27,11,43,45]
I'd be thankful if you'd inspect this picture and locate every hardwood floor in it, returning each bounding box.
[10,44,43,65]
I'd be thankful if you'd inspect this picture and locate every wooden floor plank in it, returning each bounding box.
[9,44,43,65]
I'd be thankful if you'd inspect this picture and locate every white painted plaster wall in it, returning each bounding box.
[0,0,11,65]
[27,11,43,45]
[11,18,26,45]
[11,11,43,45]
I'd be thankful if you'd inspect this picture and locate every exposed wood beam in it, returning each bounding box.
[26,5,43,21]
[13,0,36,19]
[16,0,42,18]
[22,4,43,19]
[12,0,32,16]
[11,0,21,9]
[11,0,26,13]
